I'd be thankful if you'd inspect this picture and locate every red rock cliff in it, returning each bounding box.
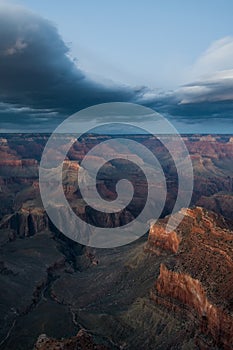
[146,223,181,254]
[149,207,233,350]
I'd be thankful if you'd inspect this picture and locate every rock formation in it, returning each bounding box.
[149,207,233,349]
[34,330,110,350]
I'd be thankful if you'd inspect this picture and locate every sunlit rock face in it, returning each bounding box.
[146,224,181,254]
[149,207,233,349]
[153,264,233,350]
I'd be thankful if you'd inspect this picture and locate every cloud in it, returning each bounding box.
[176,37,233,108]
[0,3,135,127]
[166,37,233,119]
[0,3,232,132]
[177,70,233,104]
[150,75,233,121]
[3,38,28,56]
[189,36,233,79]
[141,38,233,122]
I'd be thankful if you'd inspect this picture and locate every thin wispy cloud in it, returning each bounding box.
[142,38,233,124]
[177,36,233,104]
[189,36,233,79]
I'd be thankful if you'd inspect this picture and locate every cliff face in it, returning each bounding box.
[186,137,233,159]
[0,207,49,238]
[153,264,233,349]
[149,207,233,350]
[145,225,181,254]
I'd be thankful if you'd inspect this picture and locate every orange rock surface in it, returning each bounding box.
[149,207,233,349]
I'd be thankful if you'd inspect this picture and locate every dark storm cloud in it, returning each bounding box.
[0,3,135,118]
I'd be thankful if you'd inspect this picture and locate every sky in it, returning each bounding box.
[0,0,233,133]
[12,0,233,88]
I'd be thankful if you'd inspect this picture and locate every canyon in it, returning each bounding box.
[0,134,232,349]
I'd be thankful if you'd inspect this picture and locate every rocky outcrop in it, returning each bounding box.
[145,224,181,254]
[149,207,233,349]
[153,264,233,349]
[0,201,135,240]
[34,329,111,350]
[199,135,217,142]
[0,207,49,237]
[186,138,233,159]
